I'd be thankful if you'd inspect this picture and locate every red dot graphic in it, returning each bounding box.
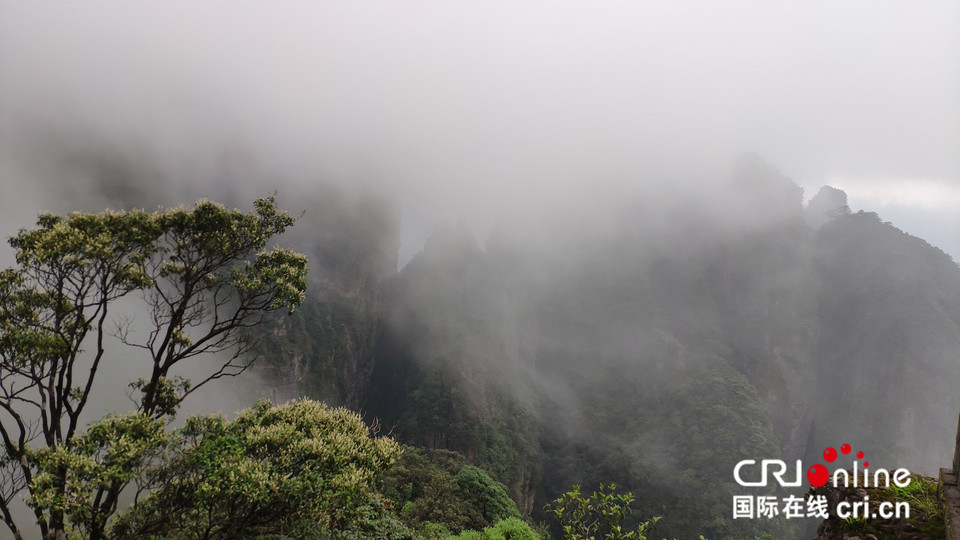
[840,444,851,454]
[807,464,829,487]
[864,462,869,468]
[856,451,864,459]
[823,447,837,463]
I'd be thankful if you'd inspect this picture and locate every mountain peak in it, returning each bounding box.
[805,185,851,228]
[727,152,805,224]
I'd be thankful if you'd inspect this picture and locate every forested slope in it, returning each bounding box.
[258,158,960,539]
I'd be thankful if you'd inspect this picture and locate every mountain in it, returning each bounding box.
[258,158,960,539]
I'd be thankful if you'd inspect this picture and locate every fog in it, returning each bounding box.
[0,2,958,537]
[1,1,957,260]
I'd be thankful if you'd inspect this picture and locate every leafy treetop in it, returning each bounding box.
[0,197,307,540]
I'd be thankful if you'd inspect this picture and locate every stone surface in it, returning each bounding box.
[812,472,943,540]
[942,467,960,540]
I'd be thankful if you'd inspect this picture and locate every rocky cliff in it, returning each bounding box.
[257,158,960,539]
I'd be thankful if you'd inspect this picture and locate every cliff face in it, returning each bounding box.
[258,160,960,539]
[257,188,400,409]
[367,224,544,514]
[809,211,960,471]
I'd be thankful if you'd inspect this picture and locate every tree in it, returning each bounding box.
[0,197,308,539]
[547,483,660,540]
[455,517,542,540]
[109,400,410,539]
[454,465,521,528]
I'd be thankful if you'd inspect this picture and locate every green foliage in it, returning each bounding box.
[414,521,455,539]
[111,399,409,539]
[378,446,524,535]
[886,474,939,517]
[455,465,522,525]
[547,483,659,540]
[379,447,475,532]
[28,413,167,536]
[0,197,308,539]
[829,473,946,539]
[455,517,542,540]
[483,517,542,540]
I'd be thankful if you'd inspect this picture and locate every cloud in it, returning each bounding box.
[823,178,960,210]
[802,177,960,261]
[0,1,957,258]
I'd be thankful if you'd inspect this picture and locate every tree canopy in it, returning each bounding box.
[110,400,409,539]
[0,197,308,539]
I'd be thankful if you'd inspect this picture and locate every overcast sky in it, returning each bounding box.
[1,1,958,261]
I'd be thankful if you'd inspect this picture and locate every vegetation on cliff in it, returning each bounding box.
[259,161,960,538]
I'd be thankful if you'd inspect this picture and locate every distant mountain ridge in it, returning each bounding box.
[253,158,960,539]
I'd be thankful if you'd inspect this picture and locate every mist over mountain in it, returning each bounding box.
[246,156,960,538]
[2,3,957,538]
[1,121,957,536]
[2,110,957,538]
